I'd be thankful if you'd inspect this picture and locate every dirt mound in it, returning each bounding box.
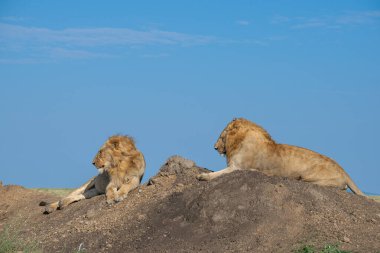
[1,156,379,252]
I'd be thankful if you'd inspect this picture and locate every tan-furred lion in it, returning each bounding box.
[41,135,145,214]
[197,118,365,196]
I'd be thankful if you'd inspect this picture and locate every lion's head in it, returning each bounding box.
[214,126,228,156]
[92,135,136,174]
[214,118,241,156]
[214,118,274,158]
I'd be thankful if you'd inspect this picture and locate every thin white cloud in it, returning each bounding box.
[291,21,326,29]
[236,20,250,26]
[0,22,269,63]
[271,15,291,24]
[48,48,115,59]
[232,39,267,46]
[0,23,217,63]
[266,36,288,42]
[0,23,215,47]
[0,16,27,22]
[336,11,380,25]
[273,10,380,30]
[0,58,47,64]
[140,53,169,59]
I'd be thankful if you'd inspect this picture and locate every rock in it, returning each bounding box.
[159,156,195,175]
[137,214,147,221]
[343,236,351,243]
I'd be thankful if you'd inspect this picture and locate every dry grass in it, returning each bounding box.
[33,188,73,197]
[369,195,380,202]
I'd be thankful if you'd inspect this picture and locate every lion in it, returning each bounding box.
[41,135,145,214]
[197,118,365,196]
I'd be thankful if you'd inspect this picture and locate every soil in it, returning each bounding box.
[0,156,379,253]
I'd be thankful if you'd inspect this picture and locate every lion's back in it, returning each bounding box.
[275,144,346,179]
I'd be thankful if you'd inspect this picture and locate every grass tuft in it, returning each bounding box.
[295,244,351,253]
[0,224,40,253]
[295,245,316,253]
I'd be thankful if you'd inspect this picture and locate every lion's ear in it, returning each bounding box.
[233,117,237,121]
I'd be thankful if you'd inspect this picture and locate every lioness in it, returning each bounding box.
[41,135,145,214]
[197,118,364,196]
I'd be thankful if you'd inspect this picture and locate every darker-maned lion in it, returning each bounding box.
[41,135,145,214]
[197,118,364,196]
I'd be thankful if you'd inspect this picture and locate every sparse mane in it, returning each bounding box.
[231,118,274,143]
[106,135,136,150]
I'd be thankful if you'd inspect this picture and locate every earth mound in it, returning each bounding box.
[0,156,379,252]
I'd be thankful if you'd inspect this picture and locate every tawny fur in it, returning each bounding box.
[41,135,145,214]
[197,118,364,196]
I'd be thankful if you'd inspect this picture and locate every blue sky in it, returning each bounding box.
[0,1,379,194]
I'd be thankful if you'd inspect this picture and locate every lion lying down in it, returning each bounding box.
[41,135,145,214]
[197,118,365,196]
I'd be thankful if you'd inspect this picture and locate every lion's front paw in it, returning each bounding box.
[106,198,116,205]
[115,196,125,203]
[196,173,211,181]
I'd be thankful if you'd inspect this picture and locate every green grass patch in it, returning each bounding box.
[0,224,41,253]
[33,188,74,197]
[295,244,351,253]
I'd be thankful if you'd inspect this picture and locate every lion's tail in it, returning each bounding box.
[345,174,365,196]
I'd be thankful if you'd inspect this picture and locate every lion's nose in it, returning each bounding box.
[214,146,218,150]
[92,162,96,166]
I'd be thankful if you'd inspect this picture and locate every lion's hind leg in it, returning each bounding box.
[41,176,97,214]
[58,188,100,209]
[58,177,98,209]
[41,201,60,214]
[307,176,347,191]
